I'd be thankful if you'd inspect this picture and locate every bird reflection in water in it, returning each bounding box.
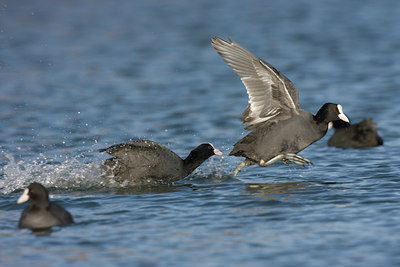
[246,182,309,200]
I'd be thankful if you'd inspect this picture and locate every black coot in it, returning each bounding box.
[212,37,349,177]
[328,118,383,148]
[101,140,222,183]
[17,183,73,229]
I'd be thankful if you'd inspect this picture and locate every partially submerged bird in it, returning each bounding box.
[101,140,222,183]
[328,118,383,148]
[17,183,73,230]
[212,36,349,177]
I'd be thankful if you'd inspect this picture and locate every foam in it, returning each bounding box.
[0,154,117,194]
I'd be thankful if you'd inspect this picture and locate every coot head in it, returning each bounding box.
[186,143,223,159]
[17,183,49,208]
[315,103,349,126]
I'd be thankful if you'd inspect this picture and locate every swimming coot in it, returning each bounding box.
[328,118,383,148]
[101,140,222,183]
[212,37,349,177]
[17,183,73,229]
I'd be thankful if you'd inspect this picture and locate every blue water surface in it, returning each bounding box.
[1,0,399,266]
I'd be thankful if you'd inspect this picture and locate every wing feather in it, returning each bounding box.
[212,36,301,129]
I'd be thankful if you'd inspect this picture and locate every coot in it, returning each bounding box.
[328,118,383,148]
[101,140,222,183]
[17,183,73,229]
[212,37,349,177]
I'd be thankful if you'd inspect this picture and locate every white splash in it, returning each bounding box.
[0,153,119,194]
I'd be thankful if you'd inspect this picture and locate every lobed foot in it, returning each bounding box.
[259,153,313,167]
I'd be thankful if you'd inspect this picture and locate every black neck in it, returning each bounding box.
[183,153,208,175]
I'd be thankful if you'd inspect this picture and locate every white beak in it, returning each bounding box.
[17,188,29,204]
[209,143,223,156]
[337,104,349,123]
[213,148,223,156]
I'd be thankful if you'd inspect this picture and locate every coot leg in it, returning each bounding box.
[233,159,253,177]
[233,162,246,177]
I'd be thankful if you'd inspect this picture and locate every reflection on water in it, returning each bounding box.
[114,183,191,194]
[31,228,53,236]
[246,181,309,200]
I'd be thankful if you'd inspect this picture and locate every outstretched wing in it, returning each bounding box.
[212,36,300,129]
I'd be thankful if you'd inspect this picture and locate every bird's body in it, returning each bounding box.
[212,36,349,176]
[328,118,383,148]
[230,110,327,163]
[19,202,73,229]
[101,140,222,183]
[17,183,73,230]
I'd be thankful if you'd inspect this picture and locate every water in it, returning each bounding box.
[1,0,399,265]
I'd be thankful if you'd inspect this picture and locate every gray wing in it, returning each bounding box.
[100,140,181,167]
[49,203,74,224]
[212,36,300,129]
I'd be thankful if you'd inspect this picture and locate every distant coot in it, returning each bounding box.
[328,118,383,148]
[212,37,349,177]
[17,183,73,229]
[101,140,223,183]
